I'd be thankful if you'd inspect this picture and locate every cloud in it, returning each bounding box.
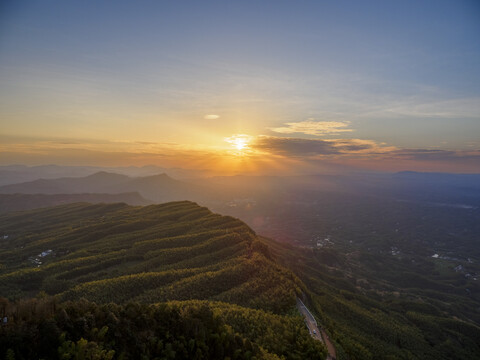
[387,148,480,162]
[327,139,384,153]
[2,134,479,174]
[251,136,381,157]
[204,114,220,120]
[253,136,339,156]
[269,120,353,136]
[249,135,480,173]
[362,97,480,120]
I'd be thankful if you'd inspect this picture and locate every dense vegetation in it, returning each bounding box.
[1,199,479,359]
[264,237,480,359]
[217,180,480,359]
[0,202,324,359]
[0,201,301,309]
[0,297,325,360]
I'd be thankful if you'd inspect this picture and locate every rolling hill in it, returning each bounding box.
[0,201,325,359]
[0,201,301,310]
[1,201,479,359]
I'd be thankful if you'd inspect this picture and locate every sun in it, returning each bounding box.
[232,137,248,151]
[224,134,252,154]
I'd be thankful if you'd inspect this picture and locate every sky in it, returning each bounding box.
[1,0,479,175]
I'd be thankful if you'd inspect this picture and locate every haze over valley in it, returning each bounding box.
[1,1,479,359]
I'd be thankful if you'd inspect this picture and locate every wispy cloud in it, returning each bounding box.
[269,120,353,136]
[359,97,480,119]
[204,114,220,120]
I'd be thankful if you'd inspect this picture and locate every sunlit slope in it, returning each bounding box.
[0,201,301,313]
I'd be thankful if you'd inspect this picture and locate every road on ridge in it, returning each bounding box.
[296,298,336,360]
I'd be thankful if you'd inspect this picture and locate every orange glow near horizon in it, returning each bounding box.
[2,133,480,175]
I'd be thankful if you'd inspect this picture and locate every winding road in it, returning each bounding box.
[296,297,336,360]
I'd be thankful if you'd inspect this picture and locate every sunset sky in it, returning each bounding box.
[1,0,479,174]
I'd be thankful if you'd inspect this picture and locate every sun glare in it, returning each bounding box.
[224,134,252,154]
[233,137,248,151]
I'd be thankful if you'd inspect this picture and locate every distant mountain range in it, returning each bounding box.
[0,192,150,213]
[0,164,208,186]
[0,171,203,203]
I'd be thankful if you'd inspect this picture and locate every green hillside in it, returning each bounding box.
[0,201,325,360]
[0,201,302,309]
[263,237,480,360]
[2,201,478,359]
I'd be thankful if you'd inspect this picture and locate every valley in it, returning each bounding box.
[1,170,480,359]
[2,1,478,359]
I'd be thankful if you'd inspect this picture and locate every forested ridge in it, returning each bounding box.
[0,201,324,359]
[1,201,479,359]
[0,201,301,309]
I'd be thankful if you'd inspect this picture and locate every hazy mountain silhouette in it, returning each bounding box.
[0,164,209,186]
[0,192,150,212]
[0,171,203,203]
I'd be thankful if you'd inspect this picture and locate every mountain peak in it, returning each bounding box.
[85,171,130,180]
